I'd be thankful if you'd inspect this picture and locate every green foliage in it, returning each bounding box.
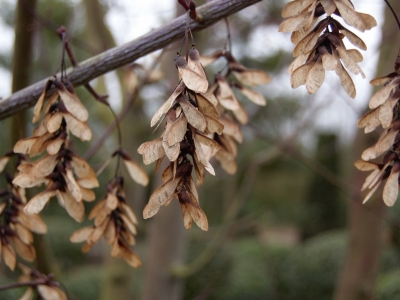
[62,266,105,300]
[376,270,400,300]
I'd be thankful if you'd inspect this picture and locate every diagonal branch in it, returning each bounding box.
[0,0,261,120]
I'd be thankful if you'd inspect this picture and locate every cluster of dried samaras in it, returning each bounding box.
[355,67,400,206]
[138,46,270,231]
[0,76,147,272]
[279,0,376,98]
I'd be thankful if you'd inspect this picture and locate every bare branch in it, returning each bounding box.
[0,0,261,120]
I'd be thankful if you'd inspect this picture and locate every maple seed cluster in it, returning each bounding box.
[0,154,47,271]
[12,77,99,222]
[70,176,141,268]
[356,69,400,206]
[138,46,218,231]
[18,263,67,300]
[279,0,376,97]
[200,50,270,174]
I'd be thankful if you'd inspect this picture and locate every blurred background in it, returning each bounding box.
[1,0,400,299]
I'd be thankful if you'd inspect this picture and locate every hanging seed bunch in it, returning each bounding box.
[12,76,99,222]
[200,50,270,174]
[279,0,376,98]
[138,45,219,231]
[70,175,142,268]
[18,264,67,300]
[355,54,400,206]
[0,153,47,271]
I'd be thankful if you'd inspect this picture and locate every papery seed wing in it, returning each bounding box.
[37,285,67,300]
[354,160,379,171]
[362,181,381,204]
[185,191,208,231]
[281,0,314,18]
[30,154,58,180]
[321,0,336,15]
[379,97,398,129]
[199,50,223,67]
[63,114,92,141]
[361,130,398,160]
[279,11,313,33]
[3,244,16,271]
[15,223,33,244]
[217,80,240,111]
[346,49,363,63]
[70,226,93,243]
[196,94,219,118]
[103,219,116,245]
[291,61,314,88]
[165,113,187,146]
[14,137,38,155]
[357,108,381,133]
[0,156,9,173]
[177,97,206,131]
[59,191,85,222]
[137,138,165,165]
[121,214,137,235]
[188,47,207,80]
[341,29,367,50]
[239,87,266,106]
[200,92,218,107]
[150,81,185,127]
[105,192,119,210]
[333,0,366,32]
[369,80,397,109]
[47,112,63,133]
[58,86,89,122]
[71,156,98,180]
[337,47,365,78]
[232,101,249,125]
[80,186,96,201]
[143,176,182,219]
[88,217,110,244]
[193,132,215,176]
[204,115,224,135]
[122,158,149,186]
[20,212,47,233]
[88,198,106,220]
[176,56,208,93]
[30,132,53,157]
[33,79,53,123]
[219,117,243,143]
[121,202,138,225]
[47,135,66,155]
[11,236,35,261]
[286,53,310,74]
[358,12,377,30]
[196,133,220,152]
[25,190,57,214]
[180,203,193,229]
[321,53,338,71]
[120,246,142,268]
[335,63,356,98]
[383,168,400,207]
[232,69,271,87]
[306,58,325,94]
[162,140,180,162]
[63,168,82,202]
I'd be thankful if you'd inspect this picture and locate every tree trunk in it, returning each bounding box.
[332,3,400,298]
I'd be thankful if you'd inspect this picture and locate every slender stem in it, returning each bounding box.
[224,17,232,52]
[384,0,400,30]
